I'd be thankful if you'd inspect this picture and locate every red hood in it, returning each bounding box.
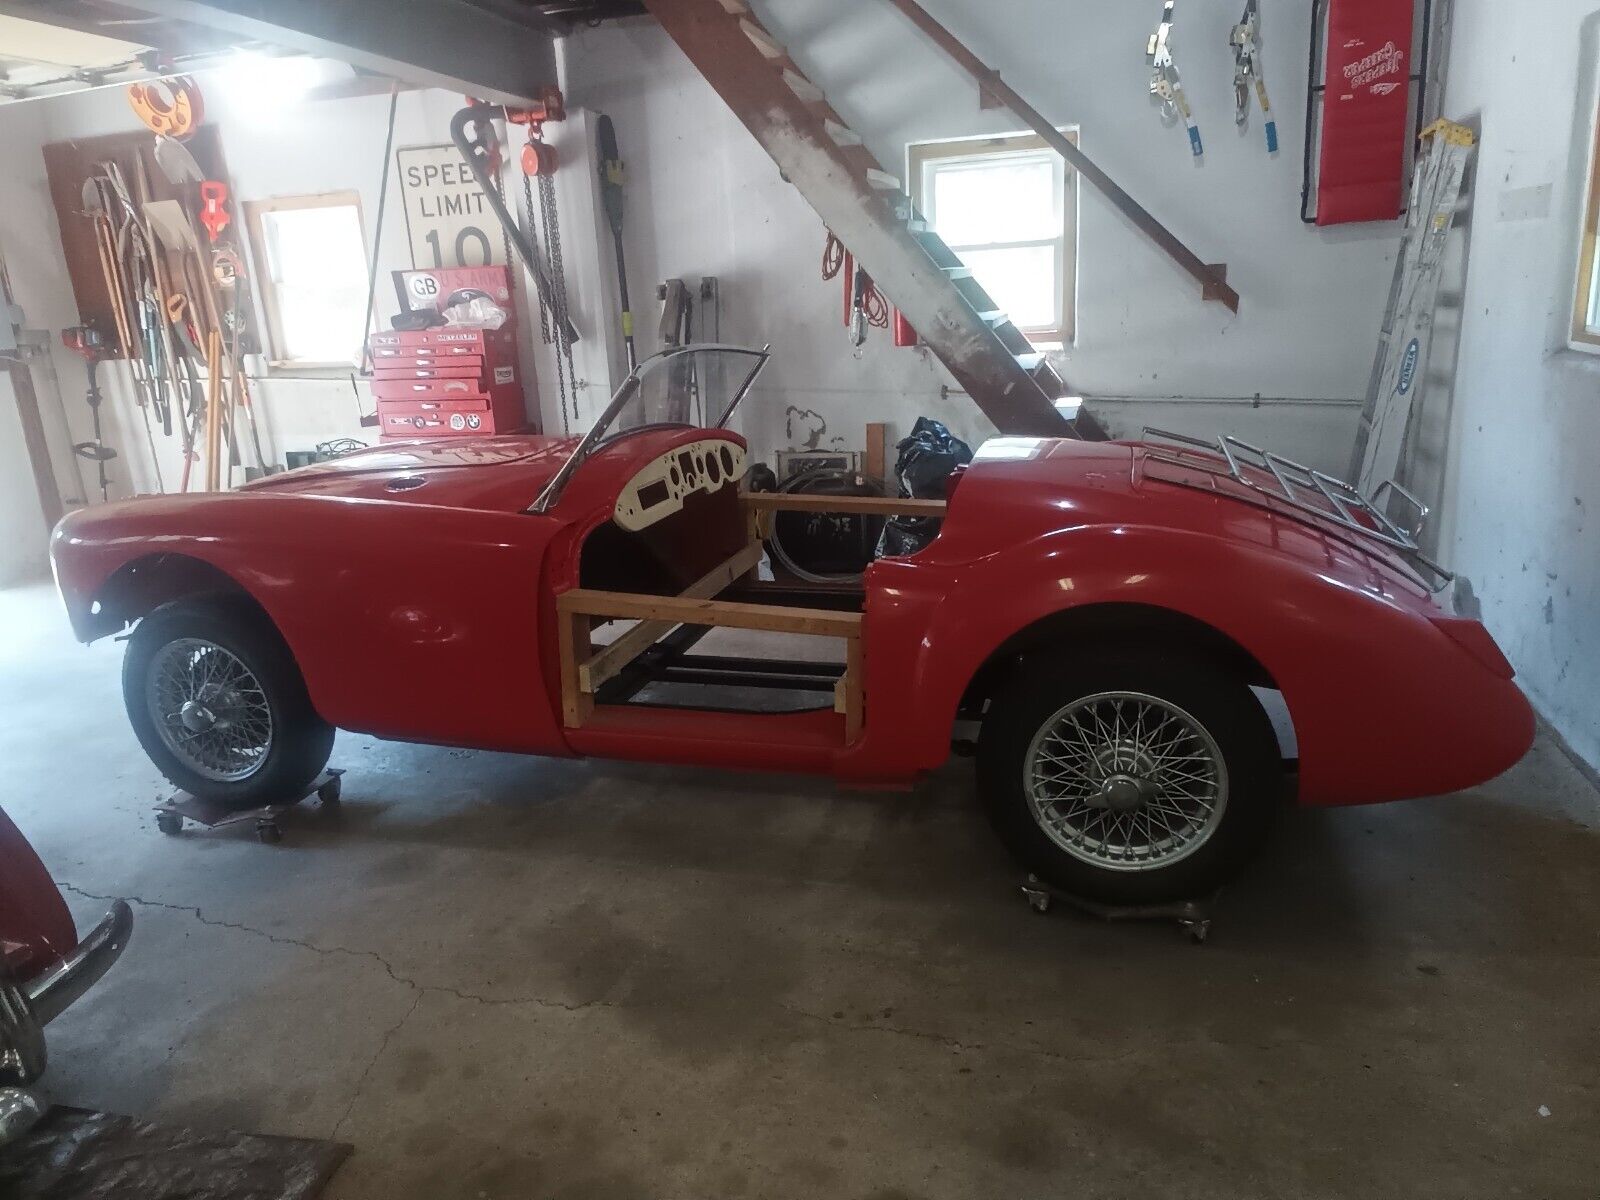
[0,806,76,979]
[236,434,580,513]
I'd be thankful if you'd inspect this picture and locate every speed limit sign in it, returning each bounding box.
[396,145,504,269]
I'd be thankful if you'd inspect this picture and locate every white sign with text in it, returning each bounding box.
[396,145,504,269]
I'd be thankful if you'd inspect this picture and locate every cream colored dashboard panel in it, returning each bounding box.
[613,437,747,532]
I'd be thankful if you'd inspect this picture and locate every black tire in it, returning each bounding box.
[978,647,1284,905]
[123,600,334,809]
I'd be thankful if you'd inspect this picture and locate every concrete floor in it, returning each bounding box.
[3,579,1598,1199]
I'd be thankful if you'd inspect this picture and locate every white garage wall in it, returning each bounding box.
[559,2,1405,467]
[1436,1,1600,773]
[0,70,549,501]
[0,100,77,585]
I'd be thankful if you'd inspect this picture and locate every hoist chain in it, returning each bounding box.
[528,169,577,433]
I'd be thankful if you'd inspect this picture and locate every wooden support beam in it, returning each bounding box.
[559,589,862,638]
[557,609,594,728]
[740,492,947,517]
[579,540,766,694]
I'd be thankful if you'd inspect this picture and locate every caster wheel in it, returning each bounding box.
[156,811,183,836]
[256,821,283,845]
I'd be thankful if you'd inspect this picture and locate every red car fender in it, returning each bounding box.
[54,495,570,756]
[0,807,75,980]
[845,524,1533,805]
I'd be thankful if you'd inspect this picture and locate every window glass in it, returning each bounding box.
[253,200,368,364]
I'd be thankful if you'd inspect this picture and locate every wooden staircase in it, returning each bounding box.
[642,0,1096,439]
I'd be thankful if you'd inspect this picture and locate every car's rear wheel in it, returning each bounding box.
[978,648,1284,905]
[123,601,334,808]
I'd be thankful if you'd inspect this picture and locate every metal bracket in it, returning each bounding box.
[1020,875,1217,943]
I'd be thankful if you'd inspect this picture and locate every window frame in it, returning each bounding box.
[908,129,1079,346]
[243,190,370,371]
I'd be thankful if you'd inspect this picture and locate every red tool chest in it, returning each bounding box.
[367,267,532,440]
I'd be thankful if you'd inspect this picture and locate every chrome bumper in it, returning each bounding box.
[0,901,133,1087]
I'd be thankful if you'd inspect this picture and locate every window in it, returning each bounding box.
[244,192,369,366]
[909,131,1078,345]
[1573,94,1600,352]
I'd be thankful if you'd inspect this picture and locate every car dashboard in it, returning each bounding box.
[612,437,747,532]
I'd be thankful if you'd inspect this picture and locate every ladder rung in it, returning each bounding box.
[782,69,825,104]
[740,18,784,59]
[1054,396,1083,420]
[864,167,901,191]
[942,265,974,279]
[1015,352,1048,370]
[974,309,1006,324]
[824,119,862,147]
[714,0,750,12]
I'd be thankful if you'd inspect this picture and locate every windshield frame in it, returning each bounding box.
[529,343,771,514]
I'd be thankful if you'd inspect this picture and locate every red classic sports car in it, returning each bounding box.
[1,806,132,1143]
[51,346,1533,903]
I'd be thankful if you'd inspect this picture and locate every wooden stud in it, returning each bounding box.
[841,635,864,743]
[558,609,594,728]
[864,422,887,484]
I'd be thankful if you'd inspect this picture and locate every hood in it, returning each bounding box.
[237,434,580,513]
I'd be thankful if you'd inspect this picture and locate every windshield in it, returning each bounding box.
[531,344,770,513]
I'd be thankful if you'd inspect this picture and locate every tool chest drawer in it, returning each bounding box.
[372,377,488,401]
[372,362,485,381]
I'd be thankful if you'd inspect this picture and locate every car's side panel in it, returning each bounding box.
[842,524,1534,805]
[0,807,76,979]
[54,493,571,755]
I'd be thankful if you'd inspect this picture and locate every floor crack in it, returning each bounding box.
[56,882,616,1015]
[330,989,422,1142]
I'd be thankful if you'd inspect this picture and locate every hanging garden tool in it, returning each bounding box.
[60,326,117,503]
[1230,0,1278,153]
[596,114,637,372]
[1147,0,1202,157]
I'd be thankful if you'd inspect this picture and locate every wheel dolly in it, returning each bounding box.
[154,769,344,844]
[1020,875,1218,944]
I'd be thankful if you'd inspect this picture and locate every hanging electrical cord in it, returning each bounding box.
[351,82,400,429]
[822,232,888,346]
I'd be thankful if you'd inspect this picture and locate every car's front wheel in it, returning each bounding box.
[123,601,334,808]
[978,648,1284,905]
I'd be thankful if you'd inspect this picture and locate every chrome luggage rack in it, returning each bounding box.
[1141,428,1453,588]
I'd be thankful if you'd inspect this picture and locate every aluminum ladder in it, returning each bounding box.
[1350,119,1476,496]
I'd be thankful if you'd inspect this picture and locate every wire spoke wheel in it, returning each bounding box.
[1023,691,1228,872]
[145,638,274,784]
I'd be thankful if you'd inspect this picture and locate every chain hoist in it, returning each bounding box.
[1230,0,1278,153]
[1147,0,1202,157]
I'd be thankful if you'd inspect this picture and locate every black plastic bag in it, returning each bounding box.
[875,417,973,558]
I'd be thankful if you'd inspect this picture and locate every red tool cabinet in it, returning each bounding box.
[367,327,529,441]
[367,267,532,441]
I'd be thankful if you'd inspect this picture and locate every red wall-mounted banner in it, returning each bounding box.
[1316,0,1416,225]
